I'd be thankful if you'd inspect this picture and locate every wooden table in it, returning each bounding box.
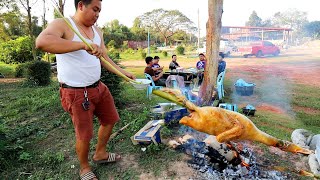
[163,71,197,80]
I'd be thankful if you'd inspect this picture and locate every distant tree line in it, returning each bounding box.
[0,1,198,64]
[245,9,320,40]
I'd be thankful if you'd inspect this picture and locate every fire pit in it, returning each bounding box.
[169,130,290,179]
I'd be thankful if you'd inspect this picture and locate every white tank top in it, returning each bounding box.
[56,17,101,87]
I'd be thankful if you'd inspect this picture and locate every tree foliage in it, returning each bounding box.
[130,18,147,41]
[0,36,42,64]
[304,21,320,39]
[138,8,196,45]
[245,11,262,27]
[102,20,133,49]
[0,6,27,38]
[272,9,308,30]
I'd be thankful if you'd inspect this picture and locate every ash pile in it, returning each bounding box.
[169,133,287,179]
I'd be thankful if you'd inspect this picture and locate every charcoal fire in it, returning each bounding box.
[171,135,288,179]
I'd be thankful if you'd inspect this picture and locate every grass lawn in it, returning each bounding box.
[0,53,319,179]
[0,62,16,78]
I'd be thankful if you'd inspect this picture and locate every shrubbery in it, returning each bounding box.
[15,63,29,78]
[0,36,42,64]
[176,46,185,55]
[108,48,120,59]
[149,45,158,53]
[100,58,124,107]
[26,61,51,86]
[137,48,146,59]
[162,51,168,57]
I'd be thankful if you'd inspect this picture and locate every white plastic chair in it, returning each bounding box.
[217,71,226,100]
[144,73,163,99]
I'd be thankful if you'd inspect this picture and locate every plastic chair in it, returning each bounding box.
[144,73,163,99]
[181,88,197,104]
[216,71,226,100]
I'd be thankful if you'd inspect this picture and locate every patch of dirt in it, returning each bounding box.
[119,154,139,170]
[293,106,320,115]
[139,155,198,180]
[0,78,24,83]
[256,103,286,115]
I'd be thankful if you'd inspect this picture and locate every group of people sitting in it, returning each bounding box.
[144,53,226,87]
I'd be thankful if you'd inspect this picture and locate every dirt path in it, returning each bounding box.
[121,47,320,87]
[225,47,320,87]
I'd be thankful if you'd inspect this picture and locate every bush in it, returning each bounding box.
[26,61,51,86]
[141,52,147,59]
[107,40,116,49]
[0,36,42,64]
[100,59,124,107]
[124,48,135,54]
[176,46,185,55]
[108,48,120,60]
[150,45,158,53]
[15,63,29,78]
[162,51,168,57]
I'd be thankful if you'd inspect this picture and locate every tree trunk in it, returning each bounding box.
[59,0,64,15]
[199,0,223,106]
[26,0,37,61]
[42,0,47,29]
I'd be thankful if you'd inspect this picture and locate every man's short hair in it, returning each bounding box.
[199,53,205,56]
[145,56,153,64]
[219,52,225,59]
[172,55,176,58]
[154,56,160,60]
[75,0,102,9]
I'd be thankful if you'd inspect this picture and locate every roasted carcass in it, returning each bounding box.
[153,88,313,155]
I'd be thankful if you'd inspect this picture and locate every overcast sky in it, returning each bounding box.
[42,0,319,36]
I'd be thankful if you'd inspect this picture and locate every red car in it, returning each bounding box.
[238,41,280,58]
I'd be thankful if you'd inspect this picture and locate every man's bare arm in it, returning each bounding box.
[36,19,85,54]
[96,28,135,79]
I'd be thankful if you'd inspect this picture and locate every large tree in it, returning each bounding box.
[0,6,27,38]
[304,21,320,39]
[272,9,308,38]
[17,0,39,61]
[138,8,196,46]
[52,0,65,16]
[130,18,147,41]
[102,20,133,48]
[199,0,223,106]
[245,11,262,27]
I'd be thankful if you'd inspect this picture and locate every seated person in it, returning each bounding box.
[169,55,180,70]
[144,56,166,86]
[152,56,163,75]
[195,53,206,85]
[218,52,226,75]
[196,53,206,71]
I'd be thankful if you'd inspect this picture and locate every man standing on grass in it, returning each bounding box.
[36,0,135,179]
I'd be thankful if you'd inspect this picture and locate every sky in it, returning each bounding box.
[42,0,319,37]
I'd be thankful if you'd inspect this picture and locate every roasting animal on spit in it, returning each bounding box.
[153,88,313,155]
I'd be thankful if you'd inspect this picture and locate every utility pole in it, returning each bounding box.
[197,8,200,54]
[147,28,150,55]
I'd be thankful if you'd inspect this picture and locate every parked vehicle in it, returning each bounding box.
[219,40,234,57]
[238,41,280,58]
[197,40,234,57]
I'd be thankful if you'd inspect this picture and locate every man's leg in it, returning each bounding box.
[76,140,92,173]
[93,123,121,161]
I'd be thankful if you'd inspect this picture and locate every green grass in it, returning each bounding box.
[0,79,176,179]
[291,84,320,132]
[0,62,16,77]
